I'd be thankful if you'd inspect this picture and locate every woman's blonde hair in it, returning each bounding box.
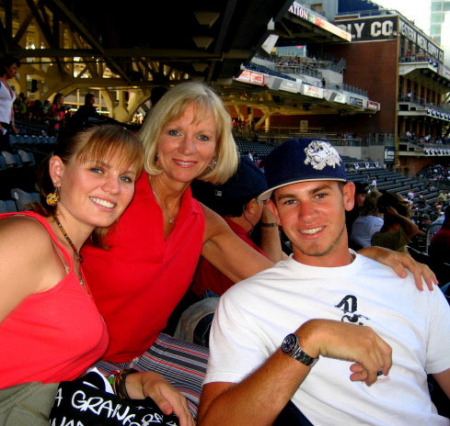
[140,81,238,184]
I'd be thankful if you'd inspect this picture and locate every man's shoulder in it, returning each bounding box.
[223,258,294,297]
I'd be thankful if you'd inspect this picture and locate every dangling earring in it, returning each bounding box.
[207,157,218,172]
[46,187,60,206]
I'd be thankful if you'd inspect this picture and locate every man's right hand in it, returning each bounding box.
[296,319,392,385]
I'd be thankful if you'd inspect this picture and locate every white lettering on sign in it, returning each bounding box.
[370,20,394,37]
[288,3,308,20]
[353,22,365,39]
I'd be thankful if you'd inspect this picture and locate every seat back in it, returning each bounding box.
[10,188,40,211]
[17,149,36,166]
[1,150,22,168]
[0,199,18,213]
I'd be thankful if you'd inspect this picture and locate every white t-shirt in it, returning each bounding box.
[350,215,384,248]
[206,253,450,425]
[0,81,15,124]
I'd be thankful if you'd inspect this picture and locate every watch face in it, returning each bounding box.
[282,333,298,354]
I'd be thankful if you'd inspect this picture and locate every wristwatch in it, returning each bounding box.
[281,333,318,367]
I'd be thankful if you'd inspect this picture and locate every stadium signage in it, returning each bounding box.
[365,100,380,111]
[289,2,352,41]
[301,84,323,99]
[289,3,309,20]
[235,69,265,86]
[333,93,347,104]
[279,79,301,93]
[349,96,364,107]
[335,16,397,41]
[384,146,395,164]
[442,65,450,80]
[336,16,443,62]
[399,19,443,61]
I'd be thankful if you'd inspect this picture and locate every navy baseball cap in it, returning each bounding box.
[258,138,347,201]
[193,156,267,203]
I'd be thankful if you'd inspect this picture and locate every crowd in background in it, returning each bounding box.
[403,131,450,146]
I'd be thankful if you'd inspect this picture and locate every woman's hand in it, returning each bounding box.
[126,371,195,426]
[358,246,438,290]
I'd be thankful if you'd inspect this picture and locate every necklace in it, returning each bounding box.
[53,215,83,262]
[152,188,177,224]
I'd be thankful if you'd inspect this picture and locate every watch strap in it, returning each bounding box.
[282,333,318,367]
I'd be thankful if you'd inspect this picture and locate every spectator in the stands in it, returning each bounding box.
[140,86,168,128]
[14,92,27,118]
[0,55,20,151]
[191,156,286,298]
[48,93,66,134]
[429,204,450,265]
[71,93,101,126]
[371,191,425,253]
[350,190,383,250]
[345,181,368,237]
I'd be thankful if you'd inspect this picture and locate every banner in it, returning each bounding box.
[335,16,444,62]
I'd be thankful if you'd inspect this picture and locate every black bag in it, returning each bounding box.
[49,370,179,426]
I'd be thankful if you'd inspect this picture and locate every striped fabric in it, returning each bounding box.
[95,333,209,417]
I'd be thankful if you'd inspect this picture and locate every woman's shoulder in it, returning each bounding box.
[0,214,55,256]
[0,215,64,322]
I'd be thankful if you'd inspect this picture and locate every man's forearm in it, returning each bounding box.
[199,319,392,426]
[198,350,311,426]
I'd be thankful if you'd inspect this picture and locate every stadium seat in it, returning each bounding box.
[10,188,40,211]
[0,199,17,213]
[407,246,450,286]
[0,154,6,170]
[1,151,22,168]
[17,150,36,166]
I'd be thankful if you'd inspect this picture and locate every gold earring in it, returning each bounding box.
[46,188,60,206]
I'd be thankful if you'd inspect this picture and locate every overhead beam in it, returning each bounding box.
[14,47,250,61]
[12,11,34,44]
[48,0,132,84]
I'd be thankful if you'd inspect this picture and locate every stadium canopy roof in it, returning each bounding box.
[1,0,292,84]
[1,0,376,121]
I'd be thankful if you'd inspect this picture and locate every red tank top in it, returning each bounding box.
[0,211,108,388]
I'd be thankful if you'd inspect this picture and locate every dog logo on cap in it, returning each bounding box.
[304,140,341,170]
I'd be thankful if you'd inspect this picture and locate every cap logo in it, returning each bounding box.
[304,140,342,171]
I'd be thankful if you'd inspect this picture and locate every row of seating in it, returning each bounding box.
[0,150,36,169]
[15,118,51,136]
[235,138,276,157]
[0,150,38,199]
[10,134,57,147]
[0,188,40,213]
[349,161,383,170]
[348,168,442,206]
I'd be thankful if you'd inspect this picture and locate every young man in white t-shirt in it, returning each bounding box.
[198,138,450,426]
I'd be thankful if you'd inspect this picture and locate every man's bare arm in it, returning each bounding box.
[432,369,450,399]
[198,319,392,426]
